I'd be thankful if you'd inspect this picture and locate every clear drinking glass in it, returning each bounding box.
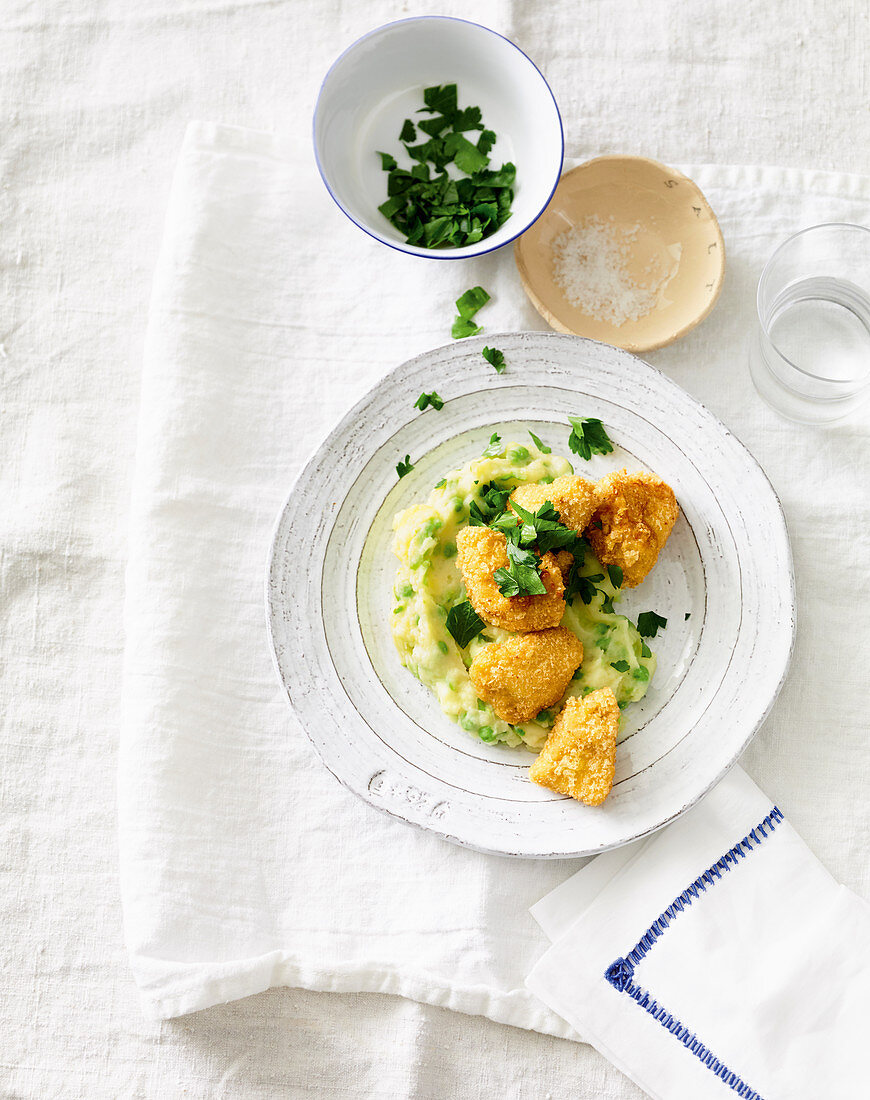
[749,223,870,423]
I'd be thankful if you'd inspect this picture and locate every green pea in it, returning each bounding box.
[478,726,496,742]
[451,496,465,514]
[421,517,442,537]
[443,542,457,558]
[437,640,449,655]
[400,583,414,598]
[461,715,478,731]
[507,446,530,464]
[633,666,650,682]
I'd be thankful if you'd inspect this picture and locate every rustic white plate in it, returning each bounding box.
[267,333,794,858]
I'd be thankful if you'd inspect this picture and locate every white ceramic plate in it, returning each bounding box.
[267,333,794,858]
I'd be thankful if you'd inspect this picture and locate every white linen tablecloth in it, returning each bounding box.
[3,1,868,1097]
[119,117,870,1039]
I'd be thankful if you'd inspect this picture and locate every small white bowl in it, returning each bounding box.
[313,17,564,259]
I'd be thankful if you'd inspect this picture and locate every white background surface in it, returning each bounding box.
[2,1,868,1098]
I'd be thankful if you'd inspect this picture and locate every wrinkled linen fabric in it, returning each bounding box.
[3,1,869,1097]
[119,114,870,1031]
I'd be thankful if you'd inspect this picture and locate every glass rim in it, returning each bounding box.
[756,221,870,386]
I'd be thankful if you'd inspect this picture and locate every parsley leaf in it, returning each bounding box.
[421,83,458,117]
[452,317,483,339]
[482,346,505,373]
[567,416,614,461]
[469,481,513,526]
[607,564,623,588]
[572,575,599,605]
[637,611,668,637]
[414,391,444,411]
[396,455,414,479]
[451,286,490,338]
[399,119,416,143]
[445,600,485,648]
[529,431,551,454]
[685,612,691,620]
[611,660,630,672]
[482,432,503,458]
[456,286,490,319]
[494,540,547,597]
[507,498,577,554]
[377,151,397,171]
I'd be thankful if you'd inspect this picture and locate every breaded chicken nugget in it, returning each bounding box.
[586,469,678,588]
[554,550,574,583]
[529,688,619,806]
[469,628,583,725]
[511,475,598,534]
[455,526,565,632]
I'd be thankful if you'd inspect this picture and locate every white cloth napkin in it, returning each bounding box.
[119,119,870,1029]
[527,766,870,1098]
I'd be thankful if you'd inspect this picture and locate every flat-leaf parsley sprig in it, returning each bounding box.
[482,346,505,373]
[446,600,485,648]
[414,391,444,411]
[568,415,614,461]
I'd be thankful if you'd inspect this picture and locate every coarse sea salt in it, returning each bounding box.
[551,216,669,327]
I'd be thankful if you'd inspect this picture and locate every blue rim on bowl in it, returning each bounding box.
[312,16,564,259]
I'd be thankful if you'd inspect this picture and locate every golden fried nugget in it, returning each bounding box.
[511,475,599,534]
[529,688,619,806]
[455,527,565,633]
[469,628,583,725]
[586,469,678,588]
[554,550,574,583]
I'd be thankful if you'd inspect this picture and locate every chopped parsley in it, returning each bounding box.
[505,499,577,555]
[482,346,505,373]
[445,600,485,648]
[529,431,551,454]
[452,285,490,338]
[685,612,691,620]
[637,611,668,638]
[376,84,515,249]
[493,539,547,597]
[396,455,414,479]
[414,391,444,411]
[607,564,623,588]
[611,660,630,672]
[469,481,513,526]
[481,432,503,458]
[640,640,652,658]
[567,416,614,461]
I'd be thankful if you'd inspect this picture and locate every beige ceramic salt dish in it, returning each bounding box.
[514,156,725,352]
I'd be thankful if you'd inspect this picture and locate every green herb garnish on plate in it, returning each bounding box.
[446,600,485,648]
[414,391,444,411]
[482,346,505,373]
[567,416,614,461]
[637,611,668,637]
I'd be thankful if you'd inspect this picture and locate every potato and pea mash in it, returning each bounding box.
[390,438,662,761]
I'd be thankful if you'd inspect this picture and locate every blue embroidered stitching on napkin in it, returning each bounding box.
[604,806,783,1099]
